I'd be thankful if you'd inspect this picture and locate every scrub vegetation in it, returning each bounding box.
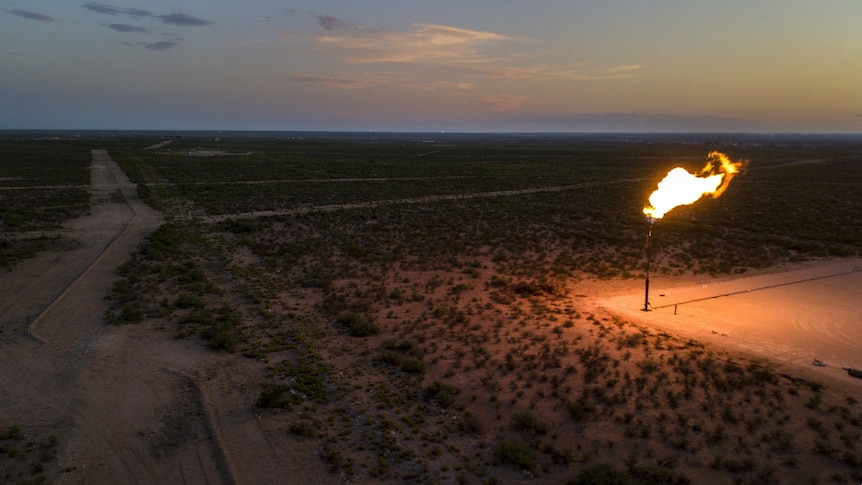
[0,137,93,269]
[9,132,862,483]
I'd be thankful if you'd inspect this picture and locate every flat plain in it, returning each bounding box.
[2,132,861,484]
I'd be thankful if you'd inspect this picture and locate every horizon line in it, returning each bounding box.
[3,128,862,136]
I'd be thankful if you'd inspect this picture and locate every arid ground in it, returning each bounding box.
[604,258,862,376]
[2,134,861,484]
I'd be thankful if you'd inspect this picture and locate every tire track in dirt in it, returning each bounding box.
[203,178,645,223]
[0,150,229,485]
[24,149,145,343]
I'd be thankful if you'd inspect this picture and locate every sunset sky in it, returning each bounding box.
[3,1,861,132]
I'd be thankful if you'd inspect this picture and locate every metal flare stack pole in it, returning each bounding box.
[643,217,654,312]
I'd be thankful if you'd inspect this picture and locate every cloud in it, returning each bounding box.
[84,3,211,53]
[286,10,379,32]
[145,40,179,51]
[312,13,379,32]
[469,94,534,111]
[158,13,212,27]
[7,9,53,22]
[301,22,638,82]
[303,23,511,66]
[483,63,645,81]
[607,64,644,73]
[403,80,474,91]
[316,14,347,31]
[290,73,373,89]
[83,3,152,19]
[83,3,212,26]
[108,23,149,33]
[279,15,643,106]
[290,70,479,91]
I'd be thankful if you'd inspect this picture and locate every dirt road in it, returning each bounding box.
[203,178,644,223]
[0,150,228,484]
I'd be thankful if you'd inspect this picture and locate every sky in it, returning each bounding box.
[2,1,862,132]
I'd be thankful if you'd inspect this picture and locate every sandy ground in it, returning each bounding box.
[0,150,228,484]
[2,149,860,483]
[600,258,862,383]
[0,149,335,485]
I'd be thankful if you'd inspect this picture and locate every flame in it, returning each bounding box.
[643,151,745,220]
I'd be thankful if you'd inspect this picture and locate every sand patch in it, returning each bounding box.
[601,258,862,381]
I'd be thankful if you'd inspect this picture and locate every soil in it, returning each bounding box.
[0,150,225,484]
[1,149,860,484]
[601,258,862,379]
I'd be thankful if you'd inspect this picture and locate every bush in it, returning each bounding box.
[175,293,204,309]
[205,321,240,351]
[460,411,483,435]
[512,411,548,435]
[493,438,535,471]
[337,313,379,337]
[399,357,426,373]
[569,463,630,485]
[423,381,460,408]
[119,303,143,323]
[255,383,293,409]
[567,398,596,421]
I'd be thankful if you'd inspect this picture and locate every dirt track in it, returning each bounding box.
[203,178,644,223]
[0,150,229,484]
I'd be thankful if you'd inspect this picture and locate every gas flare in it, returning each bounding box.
[643,151,745,220]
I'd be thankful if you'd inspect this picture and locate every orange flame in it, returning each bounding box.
[643,151,745,220]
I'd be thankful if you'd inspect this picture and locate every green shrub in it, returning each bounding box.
[337,313,379,337]
[255,383,293,409]
[569,463,630,485]
[175,293,204,309]
[567,398,596,421]
[205,321,240,351]
[512,411,548,435]
[493,438,535,471]
[460,411,483,435]
[423,381,460,408]
[399,357,426,373]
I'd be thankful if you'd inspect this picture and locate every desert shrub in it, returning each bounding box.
[0,425,24,441]
[629,464,691,484]
[219,218,260,234]
[512,280,558,297]
[399,357,426,373]
[288,420,317,439]
[204,321,240,351]
[460,411,483,435]
[337,313,379,337]
[265,358,331,405]
[423,381,460,408]
[569,463,630,485]
[200,303,242,351]
[490,275,509,287]
[319,442,346,473]
[119,303,143,323]
[567,398,596,421]
[255,383,293,409]
[382,339,420,354]
[494,438,536,471]
[175,293,204,309]
[512,411,548,435]
[142,223,184,261]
